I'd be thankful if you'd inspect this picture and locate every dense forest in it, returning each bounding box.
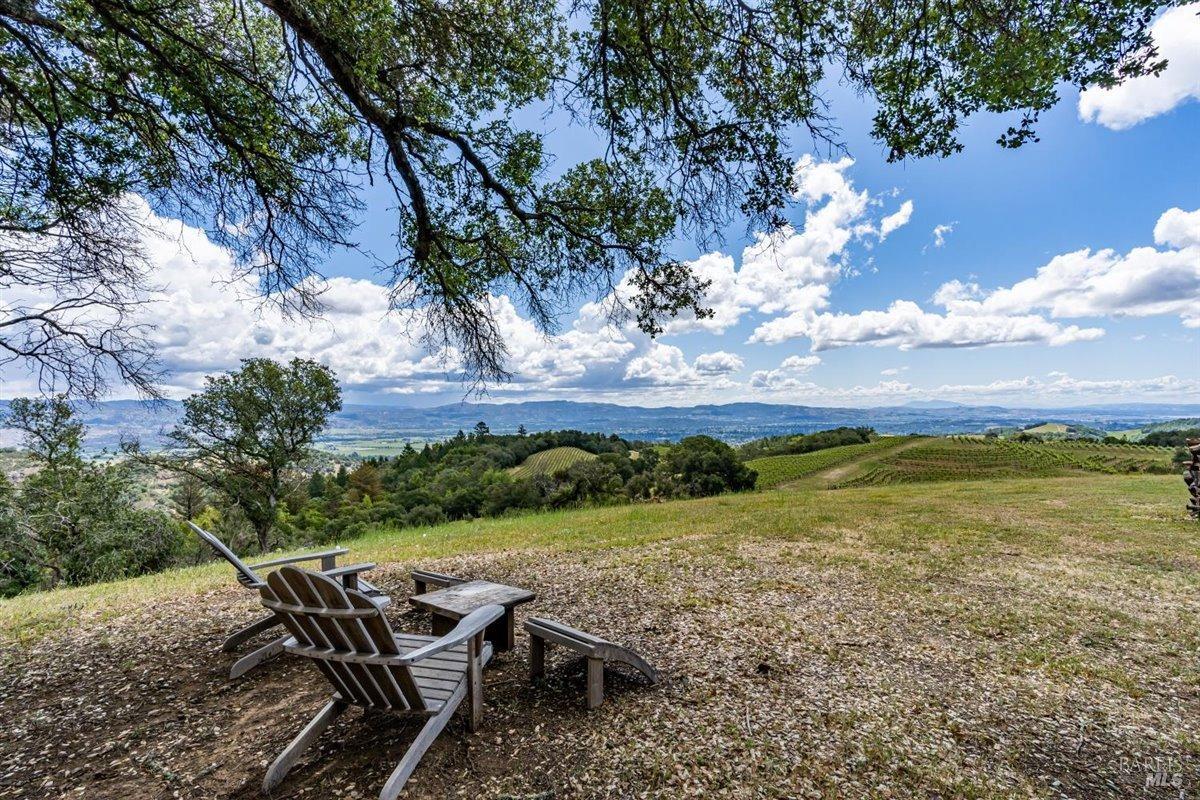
[273,425,757,546]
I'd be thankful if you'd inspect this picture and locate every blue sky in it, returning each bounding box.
[6,5,1197,408]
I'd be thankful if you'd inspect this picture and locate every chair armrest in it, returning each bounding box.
[321,562,376,579]
[400,604,505,663]
[247,547,350,570]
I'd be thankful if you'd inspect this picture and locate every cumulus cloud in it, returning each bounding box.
[1078,4,1200,129]
[750,301,1104,350]
[751,205,1199,350]
[931,223,955,248]
[749,354,822,391]
[693,351,745,375]
[932,207,1200,328]
[879,200,914,239]
[621,343,741,390]
[664,155,912,338]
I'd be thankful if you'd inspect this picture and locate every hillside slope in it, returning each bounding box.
[747,437,916,488]
[833,436,1174,487]
[1,474,1194,800]
[507,446,597,478]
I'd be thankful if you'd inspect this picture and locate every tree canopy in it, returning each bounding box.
[129,357,342,551]
[0,0,1176,396]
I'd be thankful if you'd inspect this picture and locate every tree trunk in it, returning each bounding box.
[255,521,271,553]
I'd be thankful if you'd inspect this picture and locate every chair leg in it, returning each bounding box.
[222,614,280,652]
[263,699,347,792]
[230,634,287,679]
[529,635,545,681]
[379,695,460,800]
[586,658,605,710]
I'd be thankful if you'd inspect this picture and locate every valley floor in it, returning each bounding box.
[2,475,1198,799]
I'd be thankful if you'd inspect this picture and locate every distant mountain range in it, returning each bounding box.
[3,398,1200,454]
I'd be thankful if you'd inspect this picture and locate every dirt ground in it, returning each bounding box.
[2,525,1198,799]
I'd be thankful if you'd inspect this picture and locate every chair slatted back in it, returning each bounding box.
[261,566,427,713]
[188,522,263,588]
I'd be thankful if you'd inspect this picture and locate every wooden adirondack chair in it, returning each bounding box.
[259,566,504,799]
[188,521,390,678]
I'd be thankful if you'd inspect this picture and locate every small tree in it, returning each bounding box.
[4,397,176,590]
[137,358,342,552]
[347,462,384,502]
[308,471,327,498]
[517,425,528,437]
[170,473,210,520]
[655,436,757,498]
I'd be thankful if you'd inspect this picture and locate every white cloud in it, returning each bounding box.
[667,155,908,336]
[749,354,822,390]
[751,300,1103,350]
[751,205,1200,350]
[1154,207,1200,248]
[1078,4,1200,129]
[780,355,821,372]
[931,223,955,248]
[879,200,914,239]
[693,351,745,375]
[932,207,1200,328]
[881,367,908,376]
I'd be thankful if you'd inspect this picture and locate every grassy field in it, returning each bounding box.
[746,436,915,488]
[507,445,597,478]
[832,436,1175,488]
[2,473,1198,798]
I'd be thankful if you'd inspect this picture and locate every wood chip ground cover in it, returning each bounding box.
[1,475,1197,799]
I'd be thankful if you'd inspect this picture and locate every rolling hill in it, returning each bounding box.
[747,438,915,488]
[832,436,1175,488]
[507,446,597,478]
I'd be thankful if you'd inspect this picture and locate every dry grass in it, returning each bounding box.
[2,475,1198,798]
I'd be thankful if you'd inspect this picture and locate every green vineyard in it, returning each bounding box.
[747,437,915,488]
[834,436,1175,488]
[507,446,598,479]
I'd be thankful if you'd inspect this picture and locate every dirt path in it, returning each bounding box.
[789,437,927,489]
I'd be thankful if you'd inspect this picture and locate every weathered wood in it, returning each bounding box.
[529,634,545,681]
[186,521,389,678]
[586,657,605,710]
[262,699,347,792]
[411,569,466,594]
[378,685,464,800]
[410,579,535,652]
[260,565,502,798]
[466,632,483,732]
[229,635,287,679]
[221,614,279,652]
[523,617,660,710]
[1186,439,1200,521]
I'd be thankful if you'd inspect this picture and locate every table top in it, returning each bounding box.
[409,579,536,618]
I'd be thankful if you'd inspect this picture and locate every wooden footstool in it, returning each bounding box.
[525,617,659,709]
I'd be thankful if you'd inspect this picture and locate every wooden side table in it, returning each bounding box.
[409,580,535,651]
